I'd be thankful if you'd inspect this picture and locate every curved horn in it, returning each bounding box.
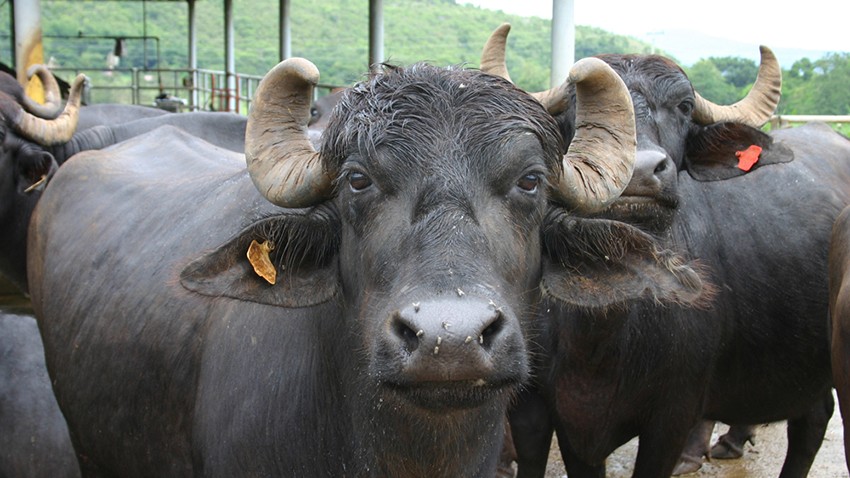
[12,73,85,146]
[21,65,63,119]
[530,82,572,116]
[480,23,512,82]
[479,23,570,116]
[553,58,637,213]
[479,24,636,212]
[692,46,781,127]
[245,58,334,208]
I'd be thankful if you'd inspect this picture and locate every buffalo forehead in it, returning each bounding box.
[348,130,549,189]
[321,63,563,173]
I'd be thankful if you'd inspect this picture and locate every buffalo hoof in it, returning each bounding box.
[672,454,704,475]
[710,430,755,459]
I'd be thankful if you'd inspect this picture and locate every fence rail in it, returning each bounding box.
[42,67,850,127]
[51,67,339,114]
[769,115,850,129]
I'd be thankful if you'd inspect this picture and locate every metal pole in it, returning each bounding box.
[224,0,235,112]
[13,0,44,101]
[8,1,15,69]
[142,0,148,69]
[279,0,291,61]
[132,67,139,105]
[368,0,384,69]
[187,0,198,109]
[550,0,574,88]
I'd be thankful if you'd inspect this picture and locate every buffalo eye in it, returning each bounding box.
[678,99,694,116]
[348,171,373,191]
[516,173,541,193]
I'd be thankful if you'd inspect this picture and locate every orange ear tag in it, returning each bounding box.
[247,239,276,285]
[735,145,762,172]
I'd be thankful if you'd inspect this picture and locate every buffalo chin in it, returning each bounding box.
[595,196,676,235]
[382,379,517,411]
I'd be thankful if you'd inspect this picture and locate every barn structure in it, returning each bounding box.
[5,0,576,112]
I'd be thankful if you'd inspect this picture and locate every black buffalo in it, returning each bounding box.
[830,205,850,475]
[0,66,341,478]
[0,66,252,296]
[0,66,85,294]
[24,57,709,476]
[484,24,849,478]
[1,64,348,298]
[0,309,79,478]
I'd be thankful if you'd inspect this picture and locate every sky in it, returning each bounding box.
[460,0,850,54]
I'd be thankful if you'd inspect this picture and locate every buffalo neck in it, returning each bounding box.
[50,126,119,164]
[349,378,510,477]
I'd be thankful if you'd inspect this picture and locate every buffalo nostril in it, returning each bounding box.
[479,311,505,350]
[634,150,667,179]
[391,313,420,353]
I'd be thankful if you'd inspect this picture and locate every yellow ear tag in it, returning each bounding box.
[247,239,276,285]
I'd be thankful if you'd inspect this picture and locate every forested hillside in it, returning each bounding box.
[2,0,848,116]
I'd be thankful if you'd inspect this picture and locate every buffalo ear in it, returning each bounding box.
[180,211,340,307]
[684,122,793,181]
[541,214,712,309]
[16,145,57,194]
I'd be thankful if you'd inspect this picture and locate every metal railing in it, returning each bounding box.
[51,67,339,114]
[769,115,850,129]
[40,68,850,128]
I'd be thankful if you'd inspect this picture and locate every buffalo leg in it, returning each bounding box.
[672,420,714,475]
[711,424,755,459]
[842,386,850,475]
[631,417,695,478]
[552,421,604,478]
[557,435,604,478]
[832,270,850,475]
[510,389,554,478]
[778,391,834,478]
[838,343,850,475]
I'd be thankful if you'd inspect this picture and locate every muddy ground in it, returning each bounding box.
[540,398,847,477]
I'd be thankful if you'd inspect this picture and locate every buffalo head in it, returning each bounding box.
[481,24,783,235]
[238,57,637,411]
[0,66,85,194]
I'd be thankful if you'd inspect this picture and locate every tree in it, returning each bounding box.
[707,56,758,88]
[802,53,850,114]
[686,59,739,105]
[787,57,815,81]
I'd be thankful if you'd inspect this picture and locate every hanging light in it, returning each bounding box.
[113,38,124,57]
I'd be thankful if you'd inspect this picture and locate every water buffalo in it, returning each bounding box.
[0,309,79,478]
[0,66,252,296]
[830,205,850,475]
[24,56,714,476]
[2,63,349,299]
[483,24,848,478]
[0,67,85,294]
[0,66,338,478]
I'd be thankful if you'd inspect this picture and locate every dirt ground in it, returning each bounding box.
[540,397,847,477]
